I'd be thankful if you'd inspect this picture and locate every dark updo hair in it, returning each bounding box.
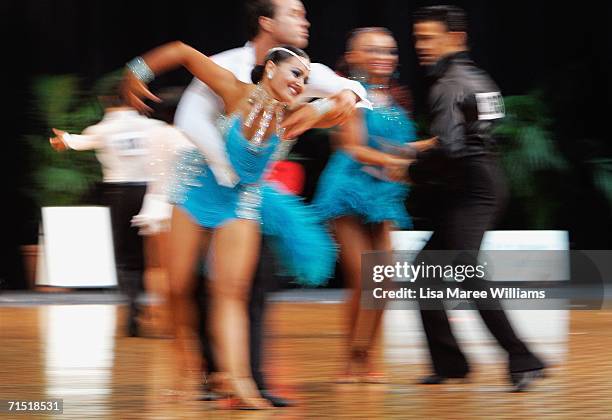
[250,45,310,83]
[414,5,468,32]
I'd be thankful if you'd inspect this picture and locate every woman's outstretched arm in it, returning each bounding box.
[122,41,247,113]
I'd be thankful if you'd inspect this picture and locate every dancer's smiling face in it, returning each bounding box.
[264,56,310,104]
[347,30,399,83]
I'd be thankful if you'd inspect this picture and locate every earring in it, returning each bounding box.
[267,72,274,80]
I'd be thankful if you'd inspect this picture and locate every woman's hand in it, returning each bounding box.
[122,42,246,115]
[320,90,359,127]
[49,128,68,151]
[384,156,413,182]
[281,90,358,139]
[120,70,161,114]
[410,136,438,153]
[281,103,325,140]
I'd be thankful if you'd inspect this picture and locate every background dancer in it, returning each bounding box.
[408,5,546,391]
[50,90,167,337]
[314,27,436,383]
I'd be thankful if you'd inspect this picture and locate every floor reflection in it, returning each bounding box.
[0,302,610,418]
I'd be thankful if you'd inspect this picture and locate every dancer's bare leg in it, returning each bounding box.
[208,219,270,408]
[167,207,210,396]
[356,221,393,382]
[333,216,374,380]
[143,232,172,336]
[157,230,172,336]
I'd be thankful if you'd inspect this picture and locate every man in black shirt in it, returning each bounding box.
[408,5,546,391]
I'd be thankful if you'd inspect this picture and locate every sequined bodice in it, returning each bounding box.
[364,101,416,150]
[224,115,280,184]
[224,115,295,221]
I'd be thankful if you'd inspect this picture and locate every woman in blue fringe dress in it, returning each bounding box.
[313,28,437,383]
[122,42,337,408]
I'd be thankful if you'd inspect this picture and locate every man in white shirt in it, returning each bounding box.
[173,0,368,406]
[51,99,174,338]
[52,109,164,183]
[174,0,369,187]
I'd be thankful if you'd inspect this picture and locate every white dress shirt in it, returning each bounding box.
[61,109,166,183]
[174,42,369,187]
[61,109,194,235]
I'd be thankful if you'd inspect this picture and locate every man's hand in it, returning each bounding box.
[120,70,161,114]
[281,89,359,139]
[49,128,68,151]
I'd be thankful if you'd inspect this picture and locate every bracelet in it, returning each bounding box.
[126,56,155,83]
[310,98,335,116]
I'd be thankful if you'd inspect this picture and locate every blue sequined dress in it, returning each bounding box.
[313,93,417,228]
[170,115,335,286]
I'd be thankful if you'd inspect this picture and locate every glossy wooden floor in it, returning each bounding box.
[1,302,611,419]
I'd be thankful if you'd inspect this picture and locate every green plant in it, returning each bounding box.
[494,92,570,228]
[590,158,612,209]
[24,71,122,207]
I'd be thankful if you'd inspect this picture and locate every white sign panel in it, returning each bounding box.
[37,207,118,287]
[385,230,569,365]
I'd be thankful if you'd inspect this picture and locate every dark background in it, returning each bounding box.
[2,1,610,288]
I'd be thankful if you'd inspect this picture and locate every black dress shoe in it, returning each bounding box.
[260,390,294,407]
[127,318,139,337]
[418,374,467,385]
[510,368,545,392]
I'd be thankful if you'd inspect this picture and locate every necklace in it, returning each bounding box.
[236,85,289,222]
[243,84,287,147]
